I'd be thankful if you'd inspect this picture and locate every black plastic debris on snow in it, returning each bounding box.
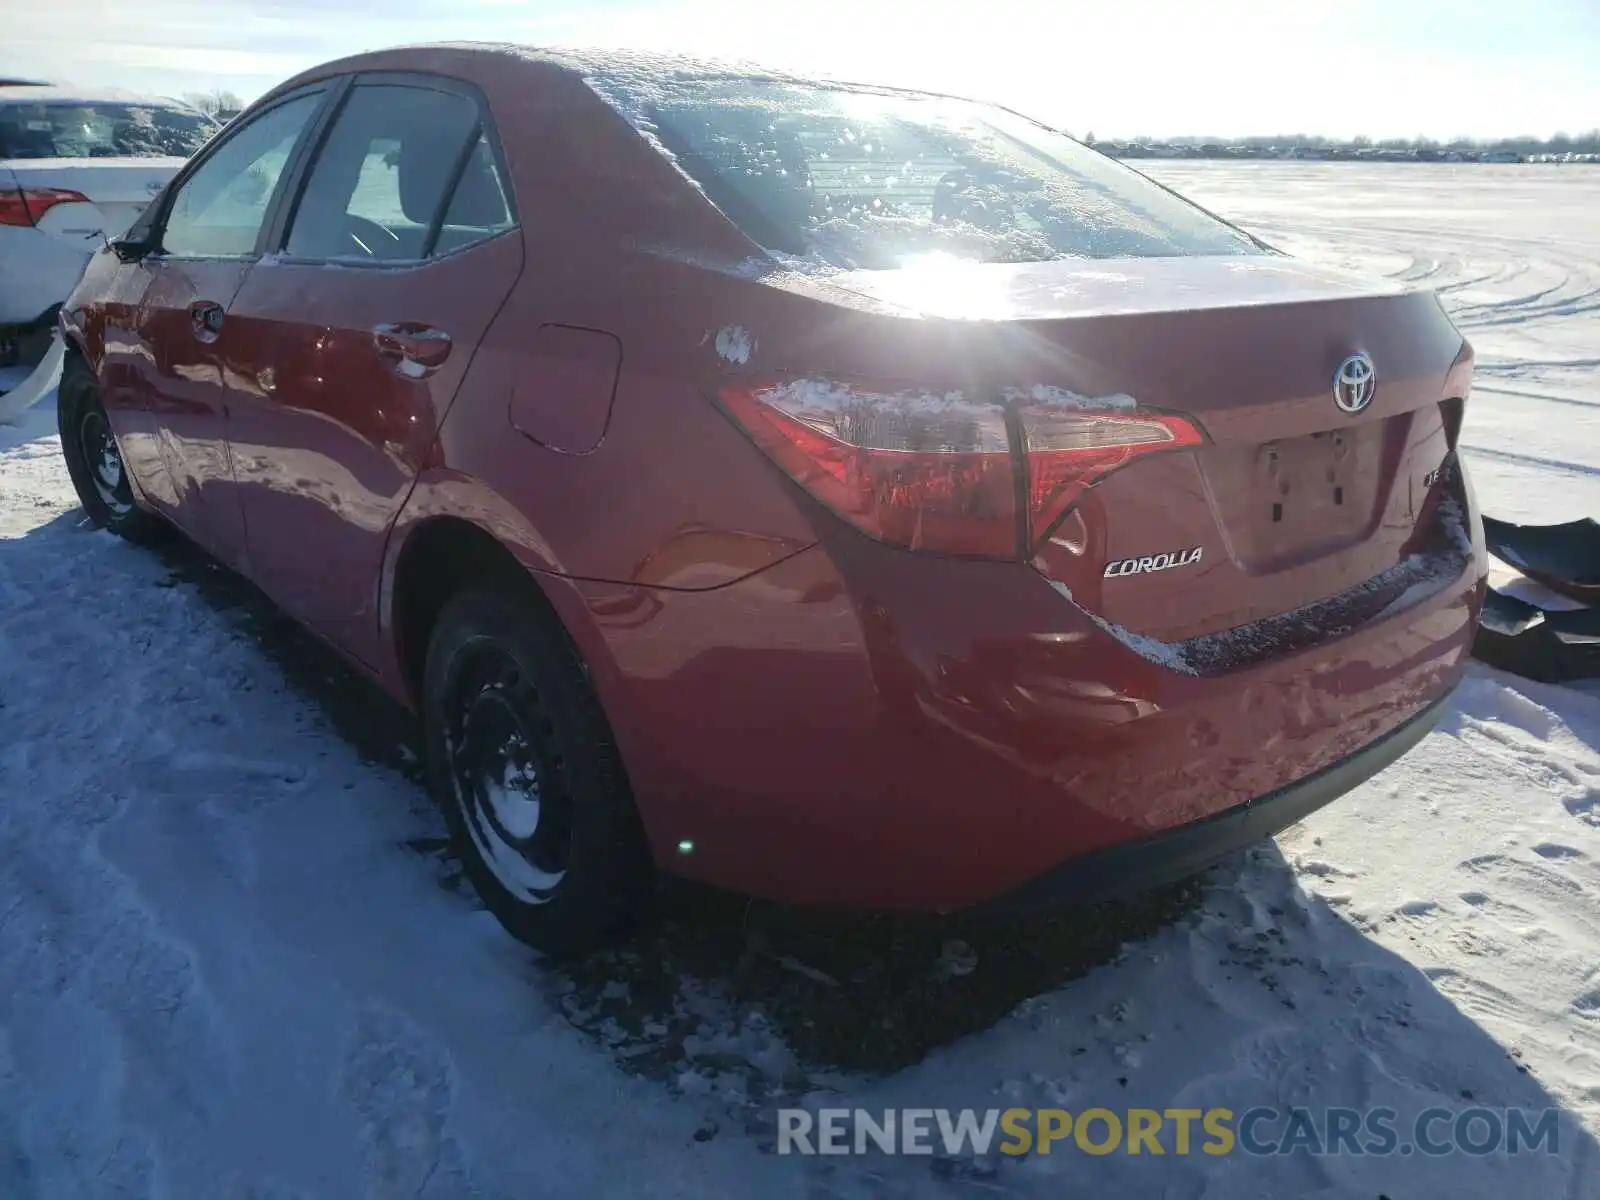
[1472,586,1600,684]
[1483,516,1600,606]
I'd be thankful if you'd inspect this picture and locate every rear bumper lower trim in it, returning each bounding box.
[975,687,1456,913]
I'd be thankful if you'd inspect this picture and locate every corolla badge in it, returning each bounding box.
[1332,353,1377,413]
[1104,546,1203,578]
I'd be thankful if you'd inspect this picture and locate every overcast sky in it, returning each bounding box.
[4,0,1597,139]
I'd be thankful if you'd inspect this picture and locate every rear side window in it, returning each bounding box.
[0,101,216,159]
[285,83,513,262]
[161,94,319,258]
[436,134,514,253]
[606,79,1260,268]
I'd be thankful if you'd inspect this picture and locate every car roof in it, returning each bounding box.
[494,44,811,83]
[256,41,839,121]
[269,42,981,117]
[0,84,203,110]
[301,42,796,83]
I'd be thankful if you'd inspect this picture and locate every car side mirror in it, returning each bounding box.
[109,232,155,263]
[110,199,164,262]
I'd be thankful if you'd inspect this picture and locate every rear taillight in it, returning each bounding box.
[718,380,1206,558]
[720,380,1019,557]
[0,186,90,227]
[1015,392,1205,546]
[0,189,29,227]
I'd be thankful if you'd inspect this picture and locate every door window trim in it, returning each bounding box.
[264,70,519,270]
[140,82,342,263]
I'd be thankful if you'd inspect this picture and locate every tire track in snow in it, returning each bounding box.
[0,770,232,1191]
[1146,166,1600,355]
[1472,384,1600,411]
[1244,218,1600,329]
[1459,444,1600,478]
[0,515,333,1196]
[339,1007,478,1200]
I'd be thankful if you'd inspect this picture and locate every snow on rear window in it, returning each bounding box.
[0,101,216,160]
[587,77,1260,269]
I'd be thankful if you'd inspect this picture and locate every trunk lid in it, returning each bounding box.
[972,259,1468,644]
[820,253,1413,321]
[765,255,1470,644]
[3,156,184,240]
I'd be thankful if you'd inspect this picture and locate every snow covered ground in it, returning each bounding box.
[1,163,1598,1198]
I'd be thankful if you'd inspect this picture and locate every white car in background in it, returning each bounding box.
[1,86,218,368]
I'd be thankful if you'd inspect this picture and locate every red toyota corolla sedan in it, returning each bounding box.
[56,44,1485,954]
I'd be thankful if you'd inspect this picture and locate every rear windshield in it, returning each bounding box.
[0,101,216,160]
[631,80,1260,269]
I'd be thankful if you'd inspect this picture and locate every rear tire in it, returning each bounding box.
[57,355,160,540]
[421,586,650,957]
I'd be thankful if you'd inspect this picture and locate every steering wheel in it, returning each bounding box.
[344,214,405,259]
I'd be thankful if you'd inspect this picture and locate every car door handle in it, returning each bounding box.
[188,300,224,342]
[373,323,452,378]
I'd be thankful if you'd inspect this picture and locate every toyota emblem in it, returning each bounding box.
[1332,353,1376,414]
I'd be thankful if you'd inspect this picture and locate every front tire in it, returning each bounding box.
[422,587,650,957]
[57,355,159,540]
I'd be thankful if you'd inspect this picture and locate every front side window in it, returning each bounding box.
[603,78,1261,268]
[161,93,320,258]
[0,101,217,159]
[285,83,510,262]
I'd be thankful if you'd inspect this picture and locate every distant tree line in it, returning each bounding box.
[179,89,246,120]
[1127,131,1600,155]
[1080,129,1600,163]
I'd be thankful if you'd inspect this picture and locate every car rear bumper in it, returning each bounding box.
[0,227,92,327]
[567,465,1485,913]
[973,686,1454,913]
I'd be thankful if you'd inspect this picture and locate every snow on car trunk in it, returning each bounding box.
[3,157,186,240]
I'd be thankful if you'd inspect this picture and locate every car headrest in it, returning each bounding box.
[397,126,467,225]
[2,126,54,157]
